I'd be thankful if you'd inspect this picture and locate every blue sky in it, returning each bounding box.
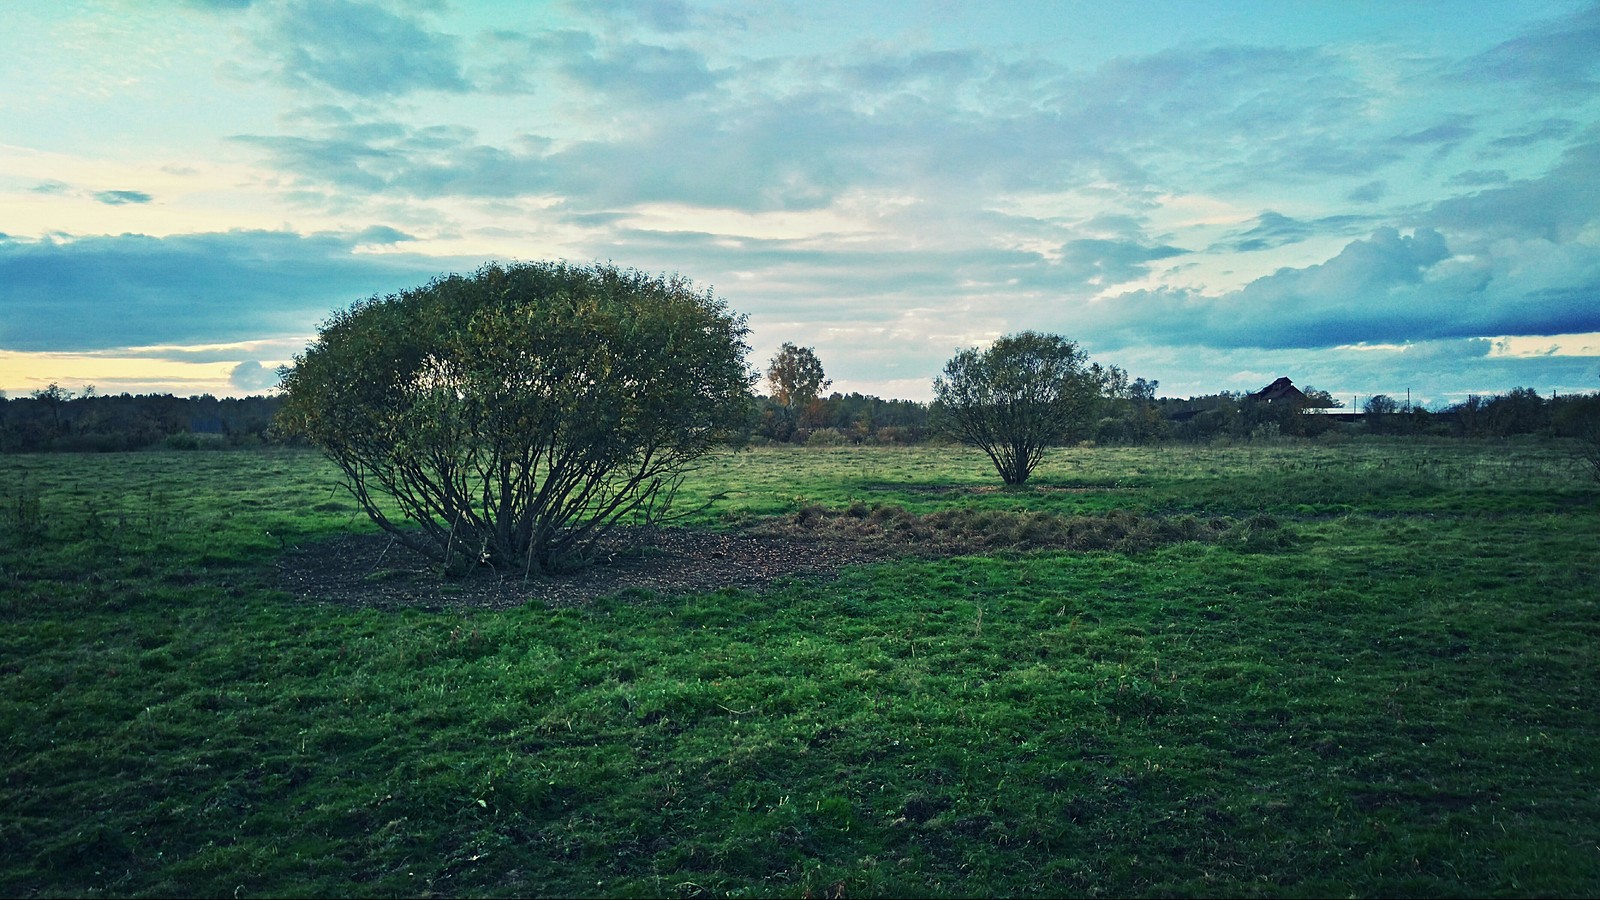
[2,0,1599,406]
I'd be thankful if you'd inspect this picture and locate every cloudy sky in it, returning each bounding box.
[3,0,1599,406]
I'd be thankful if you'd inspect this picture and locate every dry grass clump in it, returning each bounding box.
[765,502,1267,555]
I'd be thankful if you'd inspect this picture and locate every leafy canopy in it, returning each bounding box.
[276,261,754,573]
[766,342,831,409]
[932,331,1120,484]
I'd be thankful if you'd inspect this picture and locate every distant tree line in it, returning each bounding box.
[749,382,1600,448]
[1426,388,1600,440]
[2,380,1595,454]
[0,386,284,452]
[751,392,933,445]
[1146,386,1600,443]
[753,343,932,445]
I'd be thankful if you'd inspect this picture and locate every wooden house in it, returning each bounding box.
[1249,377,1307,405]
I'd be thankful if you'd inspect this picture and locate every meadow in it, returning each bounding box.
[1,440,1596,898]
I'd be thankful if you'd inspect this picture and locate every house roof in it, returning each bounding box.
[1250,377,1307,403]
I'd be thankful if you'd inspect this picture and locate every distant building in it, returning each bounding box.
[1251,377,1364,420]
[1249,377,1307,405]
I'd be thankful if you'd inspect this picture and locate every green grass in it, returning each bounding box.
[1,442,1597,897]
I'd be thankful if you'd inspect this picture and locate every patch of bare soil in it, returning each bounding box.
[859,481,1110,495]
[275,505,1244,611]
[274,525,908,612]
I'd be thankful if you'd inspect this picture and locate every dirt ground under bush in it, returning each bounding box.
[274,525,903,611]
[275,505,1242,611]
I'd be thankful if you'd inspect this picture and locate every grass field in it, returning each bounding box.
[2,441,1597,897]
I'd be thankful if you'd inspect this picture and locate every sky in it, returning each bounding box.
[2,0,1599,407]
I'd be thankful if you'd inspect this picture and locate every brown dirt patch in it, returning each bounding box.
[861,482,1110,495]
[274,525,908,612]
[274,505,1243,611]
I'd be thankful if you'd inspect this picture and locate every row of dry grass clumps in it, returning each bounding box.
[761,501,1291,555]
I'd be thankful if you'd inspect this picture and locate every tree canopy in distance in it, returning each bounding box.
[932,331,1122,484]
[276,261,754,574]
[766,342,831,409]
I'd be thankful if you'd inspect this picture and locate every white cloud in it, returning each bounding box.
[5,0,1600,401]
[257,0,469,97]
[228,359,281,391]
[0,230,472,351]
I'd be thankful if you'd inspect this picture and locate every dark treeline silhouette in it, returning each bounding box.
[1143,386,1600,444]
[751,382,1599,447]
[2,381,1596,453]
[753,392,932,445]
[0,386,284,452]
[1434,387,1600,439]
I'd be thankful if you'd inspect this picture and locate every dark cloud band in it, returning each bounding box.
[0,231,472,352]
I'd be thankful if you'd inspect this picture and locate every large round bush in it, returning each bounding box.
[277,261,754,573]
